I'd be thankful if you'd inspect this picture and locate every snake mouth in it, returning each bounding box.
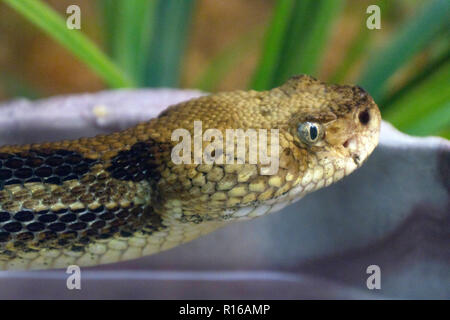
[343,136,361,167]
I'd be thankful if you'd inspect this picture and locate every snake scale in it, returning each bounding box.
[0,75,380,270]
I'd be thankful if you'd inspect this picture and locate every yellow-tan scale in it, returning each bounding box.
[0,75,380,269]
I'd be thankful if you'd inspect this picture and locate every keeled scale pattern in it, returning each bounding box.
[0,149,98,190]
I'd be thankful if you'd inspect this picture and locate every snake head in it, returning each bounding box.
[274,75,381,196]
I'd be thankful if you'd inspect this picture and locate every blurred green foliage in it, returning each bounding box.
[3,0,134,88]
[251,0,344,89]
[2,0,449,138]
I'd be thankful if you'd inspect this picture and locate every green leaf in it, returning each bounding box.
[329,25,370,84]
[99,0,118,55]
[145,0,195,87]
[330,0,394,84]
[194,27,262,92]
[250,0,296,90]
[2,0,133,88]
[383,59,450,136]
[101,0,158,85]
[358,0,450,101]
[438,129,450,140]
[382,48,450,108]
[406,101,450,137]
[274,0,344,85]
[0,73,41,99]
[272,0,314,86]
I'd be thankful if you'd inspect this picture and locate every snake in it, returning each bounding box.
[0,75,381,270]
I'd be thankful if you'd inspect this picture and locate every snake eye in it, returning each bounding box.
[297,122,323,145]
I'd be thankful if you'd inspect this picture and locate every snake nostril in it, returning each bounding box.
[343,140,349,148]
[358,109,370,125]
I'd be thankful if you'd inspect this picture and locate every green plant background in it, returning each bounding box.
[2,0,449,138]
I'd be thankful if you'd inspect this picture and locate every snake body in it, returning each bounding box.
[0,75,380,270]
